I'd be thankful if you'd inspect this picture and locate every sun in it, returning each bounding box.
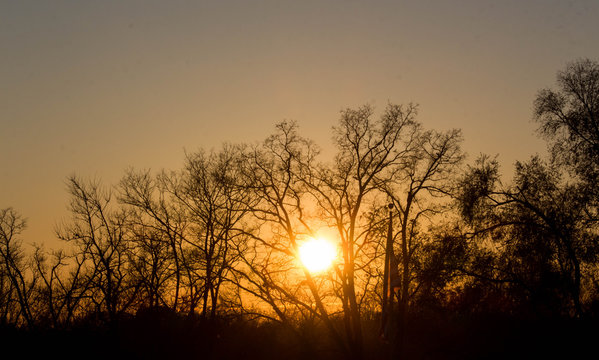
[299,237,337,273]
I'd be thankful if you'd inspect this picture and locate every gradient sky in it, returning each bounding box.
[2,0,599,248]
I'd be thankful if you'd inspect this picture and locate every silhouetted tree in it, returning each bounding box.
[458,155,598,317]
[178,145,250,320]
[381,122,463,349]
[119,169,187,311]
[298,103,436,358]
[125,220,175,309]
[57,176,138,325]
[230,121,346,350]
[535,58,599,203]
[0,208,34,328]
[31,245,94,328]
[533,60,599,312]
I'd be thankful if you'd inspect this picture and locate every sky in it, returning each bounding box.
[2,0,599,248]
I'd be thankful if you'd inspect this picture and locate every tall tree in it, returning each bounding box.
[302,103,424,358]
[382,124,463,348]
[231,121,351,354]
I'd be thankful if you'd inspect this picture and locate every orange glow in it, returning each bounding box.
[299,237,337,273]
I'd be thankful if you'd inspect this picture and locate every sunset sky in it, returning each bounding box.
[2,0,599,248]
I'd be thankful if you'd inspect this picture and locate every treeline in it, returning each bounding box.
[1,59,599,359]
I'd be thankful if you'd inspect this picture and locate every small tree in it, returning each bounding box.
[31,245,93,328]
[0,208,34,328]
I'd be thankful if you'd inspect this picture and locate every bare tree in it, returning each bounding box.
[230,121,351,354]
[31,245,94,328]
[125,222,175,309]
[119,169,187,311]
[297,103,424,358]
[0,208,35,328]
[177,145,251,320]
[382,124,463,345]
[57,176,138,325]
